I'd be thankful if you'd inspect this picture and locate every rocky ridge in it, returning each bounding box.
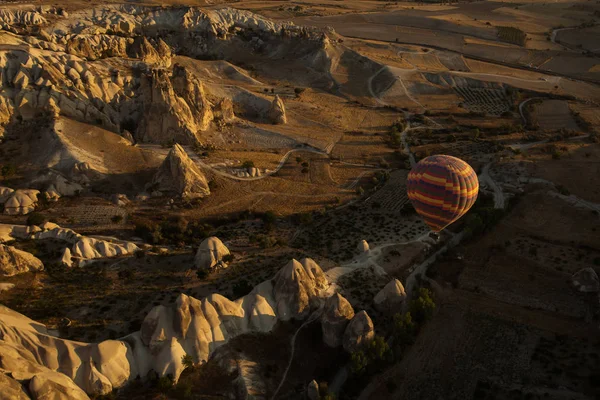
[0,257,332,398]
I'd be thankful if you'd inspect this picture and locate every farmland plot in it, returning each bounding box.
[530,100,579,131]
[453,85,511,115]
[364,170,410,212]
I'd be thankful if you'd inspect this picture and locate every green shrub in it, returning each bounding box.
[409,288,436,323]
[181,354,194,369]
[156,376,174,392]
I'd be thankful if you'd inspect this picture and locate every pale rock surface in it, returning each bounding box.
[71,237,139,259]
[0,9,47,26]
[373,279,406,310]
[268,95,287,124]
[0,244,44,276]
[343,311,375,353]
[0,186,15,203]
[272,258,328,321]
[215,97,235,122]
[307,379,320,400]
[29,371,91,400]
[194,236,230,271]
[122,130,135,144]
[0,371,30,399]
[4,189,39,215]
[357,240,369,253]
[33,227,82,243]
[111,194,130,207]
[30,170,83,197]
[151,144,210,199]
[572,268,599,293]
[320,293,354,348]
[0,257,334,396]
[60,247,73,267]
[136,67,213,145]
[0,282,16,292]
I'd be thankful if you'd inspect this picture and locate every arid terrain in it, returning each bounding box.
[0,0,598,399]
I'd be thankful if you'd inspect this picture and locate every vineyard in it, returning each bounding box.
[453,86,512,115]
[497,26,527,46]
[364,170,410,212]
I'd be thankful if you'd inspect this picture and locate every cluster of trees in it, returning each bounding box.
[350,288,436,377]
[388,120,405,148]
[133,216,213,246]
[464,207,505,236]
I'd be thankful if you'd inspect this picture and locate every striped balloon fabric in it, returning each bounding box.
[406,155,479,233]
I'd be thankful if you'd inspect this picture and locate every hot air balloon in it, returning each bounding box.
[406,155,479,233]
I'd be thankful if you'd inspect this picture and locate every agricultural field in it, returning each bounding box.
[496,26,528,46]
[530,99,580,131]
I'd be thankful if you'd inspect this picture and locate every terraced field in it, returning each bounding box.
[453,86,512,115]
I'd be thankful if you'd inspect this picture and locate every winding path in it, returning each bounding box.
[479,162,505,209]
[272,306,325,399]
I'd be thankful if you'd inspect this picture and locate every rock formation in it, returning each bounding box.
[373,279,406,311]
[272,258,328,321]
[0,283,16,292]
[215,97,235,122]
[194,236,230,271]
[0,186,14,203]
[30,170,83,197]
[357,240,369,253]
[0,256,338,397]
[572,268,599,293]
[307,379,320,400]
[3,189,39,215]
[0,370,30,399]
[343,310,375,353]
[268,95,287,124]
[150,144,210,199]
[136,67,212,145]
[320,293,354,347]
[128,37,171,67]
[0,244,44,276]
[71,237,139,260]
[60,247,73,267]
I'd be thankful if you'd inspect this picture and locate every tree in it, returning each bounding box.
[365,335,391,362]
[241,160,255,169]
[262,211,277,225]
[350,350,369,374]
[393,312,416,345]
[181,354,194,369]
[156,375,174,392]
[410,288,436,323]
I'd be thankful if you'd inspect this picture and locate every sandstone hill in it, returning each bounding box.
[150,143,210,199]
[194,236,230,271]
[0,244,44,276]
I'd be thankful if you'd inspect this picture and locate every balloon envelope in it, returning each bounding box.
[406,155,479,232]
